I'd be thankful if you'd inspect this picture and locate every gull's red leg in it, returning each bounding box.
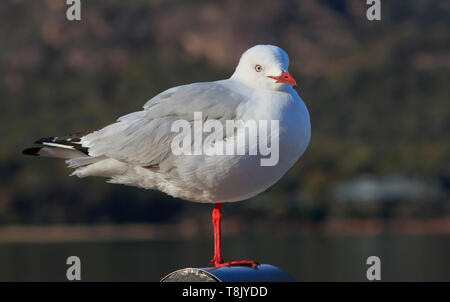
[210,203,258,268]
[210,203,224,265]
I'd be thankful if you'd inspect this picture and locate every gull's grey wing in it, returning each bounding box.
[80,81,246,167]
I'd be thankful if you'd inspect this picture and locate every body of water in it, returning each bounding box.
[0,234,449,281]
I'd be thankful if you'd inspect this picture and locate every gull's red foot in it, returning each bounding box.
[211,203,259,268]
[211,259,259,269]
[210,203,258,269]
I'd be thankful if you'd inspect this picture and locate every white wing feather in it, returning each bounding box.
[80,81,246,167]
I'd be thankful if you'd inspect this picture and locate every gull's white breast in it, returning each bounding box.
[152,87,311,203]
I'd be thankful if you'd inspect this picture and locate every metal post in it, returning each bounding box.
[161,264,295,282]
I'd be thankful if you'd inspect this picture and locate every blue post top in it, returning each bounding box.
[161,264,295,282]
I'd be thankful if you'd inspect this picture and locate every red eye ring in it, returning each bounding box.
[255,64,263,72]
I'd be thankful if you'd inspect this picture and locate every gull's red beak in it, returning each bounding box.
[268,71,297,86]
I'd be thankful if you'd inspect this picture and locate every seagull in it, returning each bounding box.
[23,45,311,268]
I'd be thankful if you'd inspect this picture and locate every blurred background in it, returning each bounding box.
[0,0,449,281]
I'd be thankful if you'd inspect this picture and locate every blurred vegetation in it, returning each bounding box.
[0,0,448,225]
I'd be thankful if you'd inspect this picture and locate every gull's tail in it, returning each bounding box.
[22,131,92,159]
[23,131,119,178]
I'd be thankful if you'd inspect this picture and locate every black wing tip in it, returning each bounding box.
[34,137,55,144]
[27,134,90,156]
[22,147,42,156]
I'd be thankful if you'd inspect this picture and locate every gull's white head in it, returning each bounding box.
[231,45,296,91]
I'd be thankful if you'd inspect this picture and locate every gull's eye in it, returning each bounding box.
[255,64,263,72]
